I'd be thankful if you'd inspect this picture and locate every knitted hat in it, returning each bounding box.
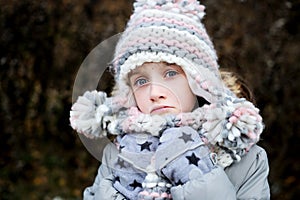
[110,0,232,108]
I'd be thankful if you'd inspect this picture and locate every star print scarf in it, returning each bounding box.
[113,126,216,199]
[70,90,264,168]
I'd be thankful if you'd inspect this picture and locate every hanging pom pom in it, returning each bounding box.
[202,97,264,160]
[70,91,111,138]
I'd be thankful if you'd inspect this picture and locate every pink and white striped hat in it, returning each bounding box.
[111,0,233,107]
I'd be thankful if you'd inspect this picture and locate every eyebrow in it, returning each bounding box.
[127,65,149,78]
[127,70,142,87]
[128,70,140,77]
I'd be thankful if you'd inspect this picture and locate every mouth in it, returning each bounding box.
[150,105,174,114]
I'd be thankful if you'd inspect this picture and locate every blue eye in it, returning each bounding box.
[166,70,178,77]
[135,78,148,86]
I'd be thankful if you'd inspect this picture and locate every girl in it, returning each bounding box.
[70,0,270,199]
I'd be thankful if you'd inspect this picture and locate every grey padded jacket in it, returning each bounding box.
[83,144,270,200]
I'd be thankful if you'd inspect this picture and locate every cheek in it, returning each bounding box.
[132,88,149,113]
[174,80,196,111]
[133,91,143,104]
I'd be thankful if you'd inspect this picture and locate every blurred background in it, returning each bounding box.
[0,0,299,199]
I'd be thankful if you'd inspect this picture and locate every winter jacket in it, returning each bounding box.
[83,143,270,200]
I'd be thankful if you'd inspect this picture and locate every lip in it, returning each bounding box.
[150,105,174,114]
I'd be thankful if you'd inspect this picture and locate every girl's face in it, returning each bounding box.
[129,62,196,115]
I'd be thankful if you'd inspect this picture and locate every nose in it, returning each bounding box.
[149,83,167,102]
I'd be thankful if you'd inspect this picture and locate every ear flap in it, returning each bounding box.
[112,79,137,109]
[183,65,231,104]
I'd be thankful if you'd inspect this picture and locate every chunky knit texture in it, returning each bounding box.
[110,0,231,107]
